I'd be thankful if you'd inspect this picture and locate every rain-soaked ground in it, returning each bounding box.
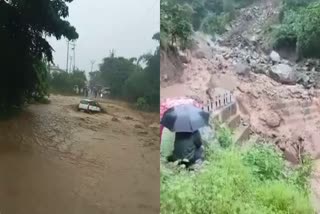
[0,95,159,214]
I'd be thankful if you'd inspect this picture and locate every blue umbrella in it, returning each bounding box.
[160,104,210,132]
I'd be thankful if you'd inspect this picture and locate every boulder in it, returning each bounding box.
[259,111,281,128]
[297,73,313,89]
[251,64,267,74]
[269,51,281,63]
[234,62,250,76]
[281,59,290,65]
[249,35,259,45]
[178,51,189,63]
[283,145,300,164]
[193,50,206,59]
[270,64,297,84]
[163,74,168,81]
[223,52,231,59]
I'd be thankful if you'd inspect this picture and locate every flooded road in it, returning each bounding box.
[0,95,160,214]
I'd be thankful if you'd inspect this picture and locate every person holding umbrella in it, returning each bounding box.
[160,97,203,144]
[161,104,210,167]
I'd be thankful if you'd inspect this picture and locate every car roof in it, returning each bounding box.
[81,99,93,102]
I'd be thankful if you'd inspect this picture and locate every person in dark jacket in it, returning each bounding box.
[167,130,204,167]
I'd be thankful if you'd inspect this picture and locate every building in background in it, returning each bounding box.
[48,64,65,74]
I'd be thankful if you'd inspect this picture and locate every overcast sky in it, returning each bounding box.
[48,0,160,73]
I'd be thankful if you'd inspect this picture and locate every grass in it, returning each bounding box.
[160,128,314,214]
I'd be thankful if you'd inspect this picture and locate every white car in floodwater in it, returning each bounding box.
[78,99,101,112]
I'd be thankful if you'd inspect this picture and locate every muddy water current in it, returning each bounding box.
[0,95,159,214]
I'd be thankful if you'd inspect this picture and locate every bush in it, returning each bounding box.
[161,143,314,214]
[160,148,312,214]
[135,97,149,111]
[273,1,320,58]
[289,154,313,191]
[161,0,259,42]
[242,143,285,180]
[123,71,147,102]
[216,126,233,148]
[284,0,317,8]
[256,181,314,214]
[296,2,320,57]
[91,34,159,110]
[202,13,233,35]
[161,0,193,49]
[49,70,86,95]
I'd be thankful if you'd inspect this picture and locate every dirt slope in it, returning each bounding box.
[160,0,320,208]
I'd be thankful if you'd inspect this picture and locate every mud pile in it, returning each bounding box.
[161,0,320,163]
[161,0,320,208]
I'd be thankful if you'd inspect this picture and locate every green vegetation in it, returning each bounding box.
[272,0,320,58]
[161,0,193,49]
[0,0,78,114]
[161,128,314,214]
[242,143,285,181]
[89,33,160,111]
[160,0,259,49]
[49,69,87,95]
[216,125,233,148]
[160,0,320,60]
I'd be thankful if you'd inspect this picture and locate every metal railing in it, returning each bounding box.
[202,92,234,113]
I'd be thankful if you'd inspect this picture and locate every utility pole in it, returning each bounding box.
[66,40,70,73]
[71,42,76,72]
[90,60,95,73]
[69,56,73,73]
[110,49,115,58]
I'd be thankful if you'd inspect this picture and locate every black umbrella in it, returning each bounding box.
[160,104,210,132]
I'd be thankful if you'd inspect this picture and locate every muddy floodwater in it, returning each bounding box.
[0,95,159,214]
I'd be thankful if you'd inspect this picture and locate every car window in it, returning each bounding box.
[94,102,100,107]
[80,100,89,104]
[89,101,97,106]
